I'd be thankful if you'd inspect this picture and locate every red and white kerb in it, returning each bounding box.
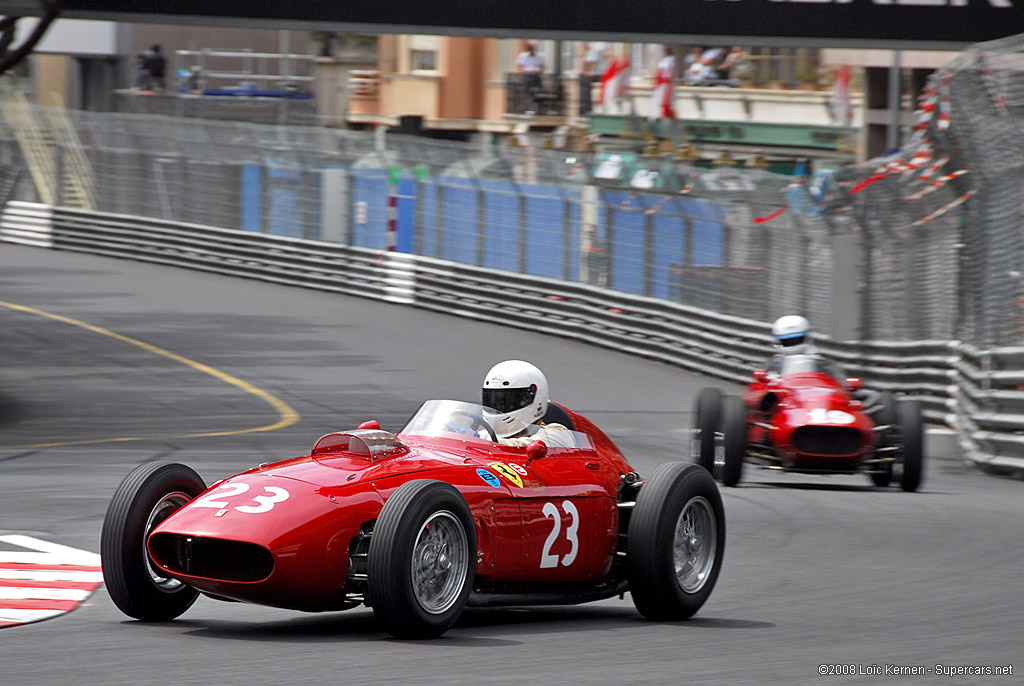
[0,535,103,628]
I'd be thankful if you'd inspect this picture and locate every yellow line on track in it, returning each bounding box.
[0,300,300,449]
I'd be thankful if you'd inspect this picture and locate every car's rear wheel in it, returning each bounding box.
[627,462,725,620]
[720,395,748,487]
[367,480,476,639]
[692,387,722,473]
[868,391,898,487]
[100,461,204,621]
[898,399,925,492]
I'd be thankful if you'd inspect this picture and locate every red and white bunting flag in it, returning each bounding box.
[598,57,628,107]
[907,189,977,228]
[651,55,675,120]
[905,169,969,201]
[829,65,852,126]
[937,72,952,130]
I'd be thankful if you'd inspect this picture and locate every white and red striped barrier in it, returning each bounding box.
[905,169,969,201]
[907,189,977,229]
[0,535,103,629]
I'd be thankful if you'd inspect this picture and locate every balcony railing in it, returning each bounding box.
[505,73,567,116]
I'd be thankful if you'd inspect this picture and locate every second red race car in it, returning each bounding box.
[102,399,726,639]
[692,353,924,491]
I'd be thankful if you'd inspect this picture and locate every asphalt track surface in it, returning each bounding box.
[1,245,1020,686]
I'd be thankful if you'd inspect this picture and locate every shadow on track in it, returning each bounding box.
[152,605,773,645]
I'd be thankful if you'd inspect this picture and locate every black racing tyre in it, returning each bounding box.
[627,462,726,620]
[367,480,476,639]
[692,387,722,473]
[720,395,748,488]
[100,461,205,621]
[868,391,898,487]
[898,399,925,492]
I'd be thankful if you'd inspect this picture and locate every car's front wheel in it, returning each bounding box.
[100,461,205,621]
[720,395,748,487]
[898,399,924,492]
[367,480,476,639]
[868,391,898,487]
[692,387,722,473]
[627,462,726,620]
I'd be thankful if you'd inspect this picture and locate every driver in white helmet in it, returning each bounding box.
[481,360,577,448]
[765,316,884,415]
[765,314,820,376]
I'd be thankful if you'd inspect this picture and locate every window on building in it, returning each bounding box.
[409,35,439,72]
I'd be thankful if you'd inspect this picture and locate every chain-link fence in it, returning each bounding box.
[0,104,839,334]
[830,34,1024,347]
[2,33,1020,347]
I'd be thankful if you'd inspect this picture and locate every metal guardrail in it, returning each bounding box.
[2,202,1023,478]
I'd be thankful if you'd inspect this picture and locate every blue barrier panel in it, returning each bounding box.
[678,197,726,309]
[267,187,302,237]
[416,180,440,256]
[240,165,261,232]
[649,196,687,300]
[683,197,725,266]
[480,180,520,272]
[603,191,647,295]
[397,176,416,253]
[567,197,582,283]
[352,169,388,249]
[523,185,569,280]
[437,178,480,265]
[265,163,305,238]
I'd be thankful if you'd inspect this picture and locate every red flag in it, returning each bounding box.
[651,55,675,119]
[829,65,851,126]
[598,57,629,106]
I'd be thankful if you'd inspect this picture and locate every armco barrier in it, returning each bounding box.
[2,202,1022,478]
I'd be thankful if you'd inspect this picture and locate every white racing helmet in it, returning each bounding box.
[482,360,549,429]
[772,315,811,348]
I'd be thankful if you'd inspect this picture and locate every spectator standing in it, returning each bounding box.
[516,42,545,112]
[716,46,745,82]
[144,44,166,91]
[133,47,153,90]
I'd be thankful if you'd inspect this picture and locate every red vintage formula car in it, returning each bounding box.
[692,353,924,491]
[102,399,725,639]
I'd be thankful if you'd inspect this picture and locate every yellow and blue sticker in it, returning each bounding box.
[490,463,524,488]
[476,468,501,488]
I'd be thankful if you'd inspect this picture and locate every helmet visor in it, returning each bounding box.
[482,385,537,414]
[778,334,806,347]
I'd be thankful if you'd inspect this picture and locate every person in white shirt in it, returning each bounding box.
[481,360,577,449]
[515,42,546,111]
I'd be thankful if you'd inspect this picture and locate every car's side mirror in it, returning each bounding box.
[357,419,381,430]
[526,440,548,462]
[752,369,769,383]
[846,378,862,392]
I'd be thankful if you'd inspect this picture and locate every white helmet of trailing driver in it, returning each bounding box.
[771,315,811,348]
[481,360,549,430]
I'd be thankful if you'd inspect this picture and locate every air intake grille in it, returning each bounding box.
[791,426,863,456]
[150,533,274,582]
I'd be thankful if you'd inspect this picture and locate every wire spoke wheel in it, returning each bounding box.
[673,496,717,594]
[627,462,725,620]
[367,480,476,638]
[410,511,469,615]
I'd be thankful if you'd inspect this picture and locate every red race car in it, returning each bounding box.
[102,399,725,639]
[692,353,924,491]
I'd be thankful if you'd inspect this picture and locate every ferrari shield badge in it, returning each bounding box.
[490,463,524,488]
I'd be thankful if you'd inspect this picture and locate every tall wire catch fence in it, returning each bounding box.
[2,34,1023,347]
